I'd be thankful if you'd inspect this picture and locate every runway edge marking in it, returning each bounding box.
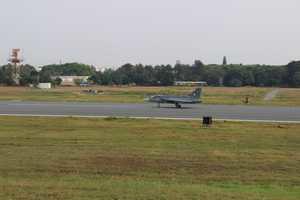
[0,113,300,124]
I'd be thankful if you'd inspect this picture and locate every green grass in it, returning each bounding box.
[1,86,300,106]
[1,86,299,106]
[202,87,271,105]
[0,116,299,199]
[271,88,300,106]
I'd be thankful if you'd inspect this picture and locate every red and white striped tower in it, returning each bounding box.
[8,49,23,84]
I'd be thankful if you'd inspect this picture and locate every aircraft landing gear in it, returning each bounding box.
[175,103,182,109]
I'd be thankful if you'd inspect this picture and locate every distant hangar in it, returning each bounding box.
[174,81,208,86]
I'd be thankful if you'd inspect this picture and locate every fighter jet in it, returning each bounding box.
[147,88,202,108]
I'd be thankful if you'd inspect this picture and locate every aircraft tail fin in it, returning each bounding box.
[189,88,202,99]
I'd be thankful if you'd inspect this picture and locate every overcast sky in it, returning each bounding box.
[0,0,299,68]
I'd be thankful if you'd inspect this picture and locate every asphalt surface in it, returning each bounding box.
[0,101,299,122]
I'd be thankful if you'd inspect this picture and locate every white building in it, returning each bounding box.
[52,76,89,86]
[174,81,208,86]
[37,83,52,89]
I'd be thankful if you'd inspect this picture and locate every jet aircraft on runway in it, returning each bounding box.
[147,88,202,108]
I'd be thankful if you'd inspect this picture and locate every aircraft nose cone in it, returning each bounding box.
[144,96,152,102]
[148,96,158,102]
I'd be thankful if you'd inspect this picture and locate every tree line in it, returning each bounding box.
[89,60,300,87]
[0,60,300,87]
[0,63,95,86]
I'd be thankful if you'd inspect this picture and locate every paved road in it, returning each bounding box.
[0,101,299,122]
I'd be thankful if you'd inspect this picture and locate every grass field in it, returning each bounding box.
[1,86,300,106]
[0,116,299,199]
[271,88,300,106]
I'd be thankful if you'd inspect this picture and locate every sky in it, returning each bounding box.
[0,0,299,69]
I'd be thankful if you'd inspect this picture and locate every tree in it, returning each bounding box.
[191,60,204,81]
[40,63,96,77]
[115,63,134,85]
[223,65,256,87]
[223,56,227,65]
[265,67,285,86]
[52,77,62,86]
[229,78,243,87]
[0,65,16,86]
[89,71,103,85]
[102,69,114,85]
[143,65,156,85]
[253,66,267,86]
[203,66,224,86]
[293,72,300,87]
[19,65,39,86]
[241,69,255,86]
[174,64,192,81]
[39,69,52,83]
[0,68,4,84]
[132,64,145,85]
[286,61,300,87]
[154,65,174,86]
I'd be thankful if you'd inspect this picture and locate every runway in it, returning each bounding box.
[0,101,299,122]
